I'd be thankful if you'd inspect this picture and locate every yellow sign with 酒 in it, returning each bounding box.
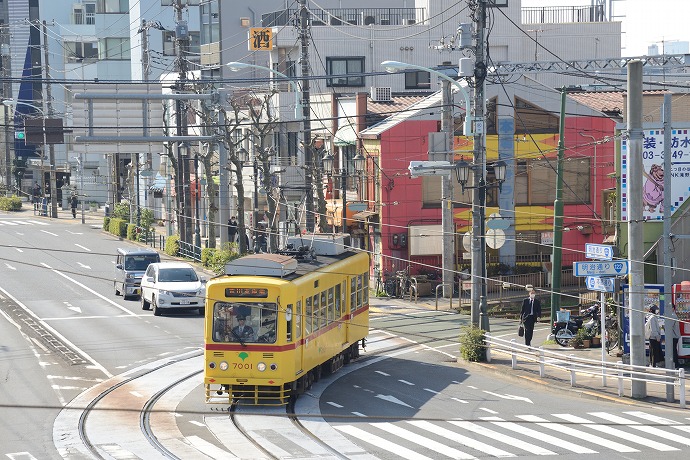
[249,28,273,50]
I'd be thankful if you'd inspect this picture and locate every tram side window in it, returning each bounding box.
[356,274,363,308]
[286,303,293,342]
[363,273,369,304]
[350,277,356,311]
[327,287,334,323]
[320,291,327,328]
[305,296,313,335]
[313,294,320,331]
[295,300,302,339]
[334,284,341,318]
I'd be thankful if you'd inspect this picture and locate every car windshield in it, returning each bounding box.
[125,255,159,270]
[158,268,198,282]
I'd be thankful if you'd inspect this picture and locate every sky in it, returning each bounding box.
[521,0,688,57]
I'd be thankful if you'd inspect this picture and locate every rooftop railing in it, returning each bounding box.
[522,5,607,24]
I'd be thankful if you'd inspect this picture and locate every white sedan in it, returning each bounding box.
[140,262,206,316]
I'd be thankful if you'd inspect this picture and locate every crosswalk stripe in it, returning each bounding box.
[552,414,679,451]
[26,220,49,225]
[407,420,515,457]
[336,425,435,460]
[623,411,680,425]
[480,417,597,454]
[12,221,31,225]
[2,221,19,225]
[589,412,690,447]
[448,421,556,455]
[515,415,638,453]
[371,422,475,459]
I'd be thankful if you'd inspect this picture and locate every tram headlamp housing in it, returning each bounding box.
[270,363,278,371]
[219,361,229,371]
[208,361,216,369]
[257,362,266,372]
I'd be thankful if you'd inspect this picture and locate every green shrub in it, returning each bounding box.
[0,196,22,211]
[165,234,180,257]
[108,218,127,238]
[207,245,240,274]
[103,216,110,229]
[459,325,487,362]
[112,202,130,221]
[201,247,216,266]
[126,223,137,240]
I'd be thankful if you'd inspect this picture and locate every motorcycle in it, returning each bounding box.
[553,304,610,348]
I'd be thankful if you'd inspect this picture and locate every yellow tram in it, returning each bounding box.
[204,238,370,408]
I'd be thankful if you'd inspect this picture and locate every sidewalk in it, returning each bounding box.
[377,294,688,411]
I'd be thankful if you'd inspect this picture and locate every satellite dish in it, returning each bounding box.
[462,230,472,252]
[486,228,506,249]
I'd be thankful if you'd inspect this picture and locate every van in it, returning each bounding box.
[114,248,161,299]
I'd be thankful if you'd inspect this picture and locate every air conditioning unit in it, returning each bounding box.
[370,87,392,102]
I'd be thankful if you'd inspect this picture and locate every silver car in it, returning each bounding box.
[140,262,206,316]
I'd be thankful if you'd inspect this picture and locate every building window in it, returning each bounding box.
[65,41,98,63]
[326,57,365,87]
[97,0,128,13]
[73,3,95,24]
[516,158,591,205]
[98,38,130,60]
[404,70,430,89]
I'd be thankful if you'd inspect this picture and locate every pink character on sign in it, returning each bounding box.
[643,164,664,213]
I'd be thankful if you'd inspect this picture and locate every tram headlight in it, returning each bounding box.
[209,361,216,369]
[219,361,229,371]
[257,362,266,372]
[270,363,278,371]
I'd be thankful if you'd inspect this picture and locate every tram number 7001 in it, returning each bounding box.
[233,363,253,369]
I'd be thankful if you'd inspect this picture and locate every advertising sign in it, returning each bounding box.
[620,127,690,221]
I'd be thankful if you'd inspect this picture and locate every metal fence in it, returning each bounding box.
[178,240,202,262]
[486,334,686,409]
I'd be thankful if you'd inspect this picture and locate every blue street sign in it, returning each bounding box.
[574,260,629,277]
[586,276,615,292]
[585,243,614,261]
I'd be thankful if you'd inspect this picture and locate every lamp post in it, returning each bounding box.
[456,160,507,330]
[194,151,201,249]
[323,150,365,233]
[382,60,472,300]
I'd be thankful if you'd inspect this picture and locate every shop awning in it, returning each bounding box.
[333,123,358,146]
[353,210,378,220]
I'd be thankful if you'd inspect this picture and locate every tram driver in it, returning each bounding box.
[231,316,254,341]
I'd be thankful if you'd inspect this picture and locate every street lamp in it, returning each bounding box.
[323,150,365,233]
[382,60,473,301]
[455,160,507,190]
[226,62,303,120]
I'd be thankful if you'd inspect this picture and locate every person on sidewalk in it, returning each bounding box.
[70,193,78,218]
[520,289,541,347]
[227,216,238,243]
[645,305,663,367]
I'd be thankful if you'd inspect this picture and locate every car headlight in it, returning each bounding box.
[126,273,135,280]
[219,361,229,371]
[196,288,204,296]
[159,290,172,296]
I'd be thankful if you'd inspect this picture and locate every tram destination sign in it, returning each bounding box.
[574,260,629,277]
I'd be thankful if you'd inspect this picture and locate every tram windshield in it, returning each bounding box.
[212,302,277,344]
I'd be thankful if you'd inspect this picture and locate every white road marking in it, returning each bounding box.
[185,435,237,459]
[372,422,476,459]
[336,425,435,460]
[40,229,58,236]
[375,370,389,376]
[408,420,515,457]
[188,420,206,427]
[75,244,91,252]
[77,262,91,269]
[482,417,597,454]
[27,220,49,225]
[516,414,638,453]
[327,401,343,408]
[398,379,414,385]
[130,391,143,397]
[352,412,367,417]
[449,420,556,455]
[589,412,690,447]
[5,263,16,270]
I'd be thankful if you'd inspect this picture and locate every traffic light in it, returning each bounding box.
[15,131,25,140]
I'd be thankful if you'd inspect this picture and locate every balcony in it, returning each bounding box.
[522,4,607,24]
[262,8,424,27]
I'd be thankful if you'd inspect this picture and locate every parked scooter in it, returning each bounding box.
[552,304,600,347]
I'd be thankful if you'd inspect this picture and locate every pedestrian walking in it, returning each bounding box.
[32,181,41,209]
[227,216,238,243]
[520,289,541,347]
[645,305,663,367]
[70,193,78,218]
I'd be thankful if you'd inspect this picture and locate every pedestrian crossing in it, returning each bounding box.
[332,410,690,458]
[0,219,49,226]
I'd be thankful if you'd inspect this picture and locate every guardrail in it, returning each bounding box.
[485,333,686,408]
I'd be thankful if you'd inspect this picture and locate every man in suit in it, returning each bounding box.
[231,316,254,341]
[520,289,541,347]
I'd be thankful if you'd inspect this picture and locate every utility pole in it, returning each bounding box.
[550,89,566,321]
[298,0,314,232]
[662,93,676,402]
[441,80,454,298]
[174,0,191,242]
[42,21,57,218]
[471,0,489,330]
[627,60,646,398]
[2,24,10,189]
